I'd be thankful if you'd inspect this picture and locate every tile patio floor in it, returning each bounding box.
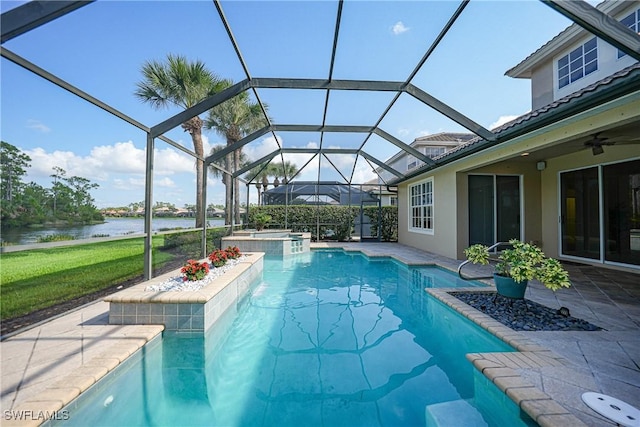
[1,242,638,426]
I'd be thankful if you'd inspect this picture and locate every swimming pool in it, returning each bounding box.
[51,250,535,426]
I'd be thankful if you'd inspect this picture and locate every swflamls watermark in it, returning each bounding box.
[3,409,70,421]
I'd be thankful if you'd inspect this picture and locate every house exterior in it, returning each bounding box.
[396,0,640,271]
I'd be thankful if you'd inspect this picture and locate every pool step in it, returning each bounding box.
[425,399,488,426]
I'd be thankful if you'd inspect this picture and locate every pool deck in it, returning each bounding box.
[1,242,638,426]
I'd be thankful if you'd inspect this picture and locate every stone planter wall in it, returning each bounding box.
[104,252,264,333]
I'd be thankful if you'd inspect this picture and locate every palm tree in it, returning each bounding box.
[134,54,227,228]
[209,144,250,215]
[205,90,268,224]
[270,161,299,185]
[245,163,273,205]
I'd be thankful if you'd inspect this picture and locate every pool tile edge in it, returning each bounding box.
[428,288,588,427]
[6,324,164,427]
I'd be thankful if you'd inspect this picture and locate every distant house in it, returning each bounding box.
[376,133,475,185]
[394,0,640,270]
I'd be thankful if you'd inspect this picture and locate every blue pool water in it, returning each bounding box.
[52,250,535,426]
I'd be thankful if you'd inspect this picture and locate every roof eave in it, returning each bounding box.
[505,0,626,79]
[391,66,640,185]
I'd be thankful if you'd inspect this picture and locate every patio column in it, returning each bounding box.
[143,133,154,280]
[201,163,208,257]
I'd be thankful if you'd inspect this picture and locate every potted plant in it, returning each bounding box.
[464,239,571,299]
[253,212,272,231]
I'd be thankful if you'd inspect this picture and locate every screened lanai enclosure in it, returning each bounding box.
[2,0,639,278]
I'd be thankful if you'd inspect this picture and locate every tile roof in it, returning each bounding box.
[413,132,475,143]
[428,61,640,163]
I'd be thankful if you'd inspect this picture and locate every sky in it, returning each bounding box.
[0,0,581,208]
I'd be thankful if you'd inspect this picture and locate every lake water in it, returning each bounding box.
[0,217,227,245]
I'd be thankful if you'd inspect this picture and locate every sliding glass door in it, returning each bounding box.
[469,175,521,247]
[560,159,640,266]
[560,167,600,259]
[603,160,640,265]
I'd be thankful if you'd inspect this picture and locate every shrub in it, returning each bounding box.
[37,234,76,243]
[208,249,228,267]
[181,259,209,281]
[247,205,398,242]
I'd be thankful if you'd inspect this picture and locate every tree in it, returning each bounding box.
[135,54,227,228]
[209,144,251,215]
[245,162,274,205]
[270,161,298,186]
[1,141,31,204]
[49,167,100,222]
[205,90,268,225]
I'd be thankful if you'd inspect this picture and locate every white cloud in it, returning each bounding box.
[113,177,145,190]
[23,140,200,183]
[155,177,176,188]
[25,147,106,180]
[391,21,410,35]
[351,162,377,184]
[26,119,51,133]
[155,147,195,175]
[89,142,146,174]
[242,135,283,162]
[490,114,524,130]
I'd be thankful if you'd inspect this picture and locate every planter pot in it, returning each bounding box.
[493,274,528,299]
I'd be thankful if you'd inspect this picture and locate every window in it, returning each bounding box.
[409,179,433,233]
[424,147,446,158]
[407,155,417,170]
[390,196,397,206]
[558,37,598,89]
[618,9,640,59]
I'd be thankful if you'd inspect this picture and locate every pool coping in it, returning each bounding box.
[427,288,587,427]
[3,253,265,427]
[2,324,164,427]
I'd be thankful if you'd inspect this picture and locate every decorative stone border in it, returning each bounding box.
[428,287,587,427]
[104,252,264,332]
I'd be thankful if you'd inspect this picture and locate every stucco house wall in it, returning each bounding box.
[397,93,640,264]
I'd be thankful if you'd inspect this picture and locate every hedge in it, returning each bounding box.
[246,205,398,242]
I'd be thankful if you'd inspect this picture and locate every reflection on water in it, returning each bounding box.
[55,251,534,427]
[1,217,226,245]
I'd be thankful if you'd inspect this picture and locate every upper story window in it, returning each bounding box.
[618,9,640,59]
[407,155,417,170]
[558,37,598,89]
[409,179,434,234]
[424,147,446,158]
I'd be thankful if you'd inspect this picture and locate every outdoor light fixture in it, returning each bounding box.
[536,161,546,171]
[592,145,605,155]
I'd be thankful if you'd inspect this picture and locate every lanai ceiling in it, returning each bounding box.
[2,0,639,199]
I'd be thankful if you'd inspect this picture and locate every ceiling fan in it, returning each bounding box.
[583,132,615,155]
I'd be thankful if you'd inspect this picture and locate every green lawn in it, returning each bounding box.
[0,236,175,320]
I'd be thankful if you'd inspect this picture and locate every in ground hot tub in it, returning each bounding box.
[222,230,310,255]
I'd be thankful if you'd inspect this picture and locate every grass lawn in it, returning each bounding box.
[0,236,175,320]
